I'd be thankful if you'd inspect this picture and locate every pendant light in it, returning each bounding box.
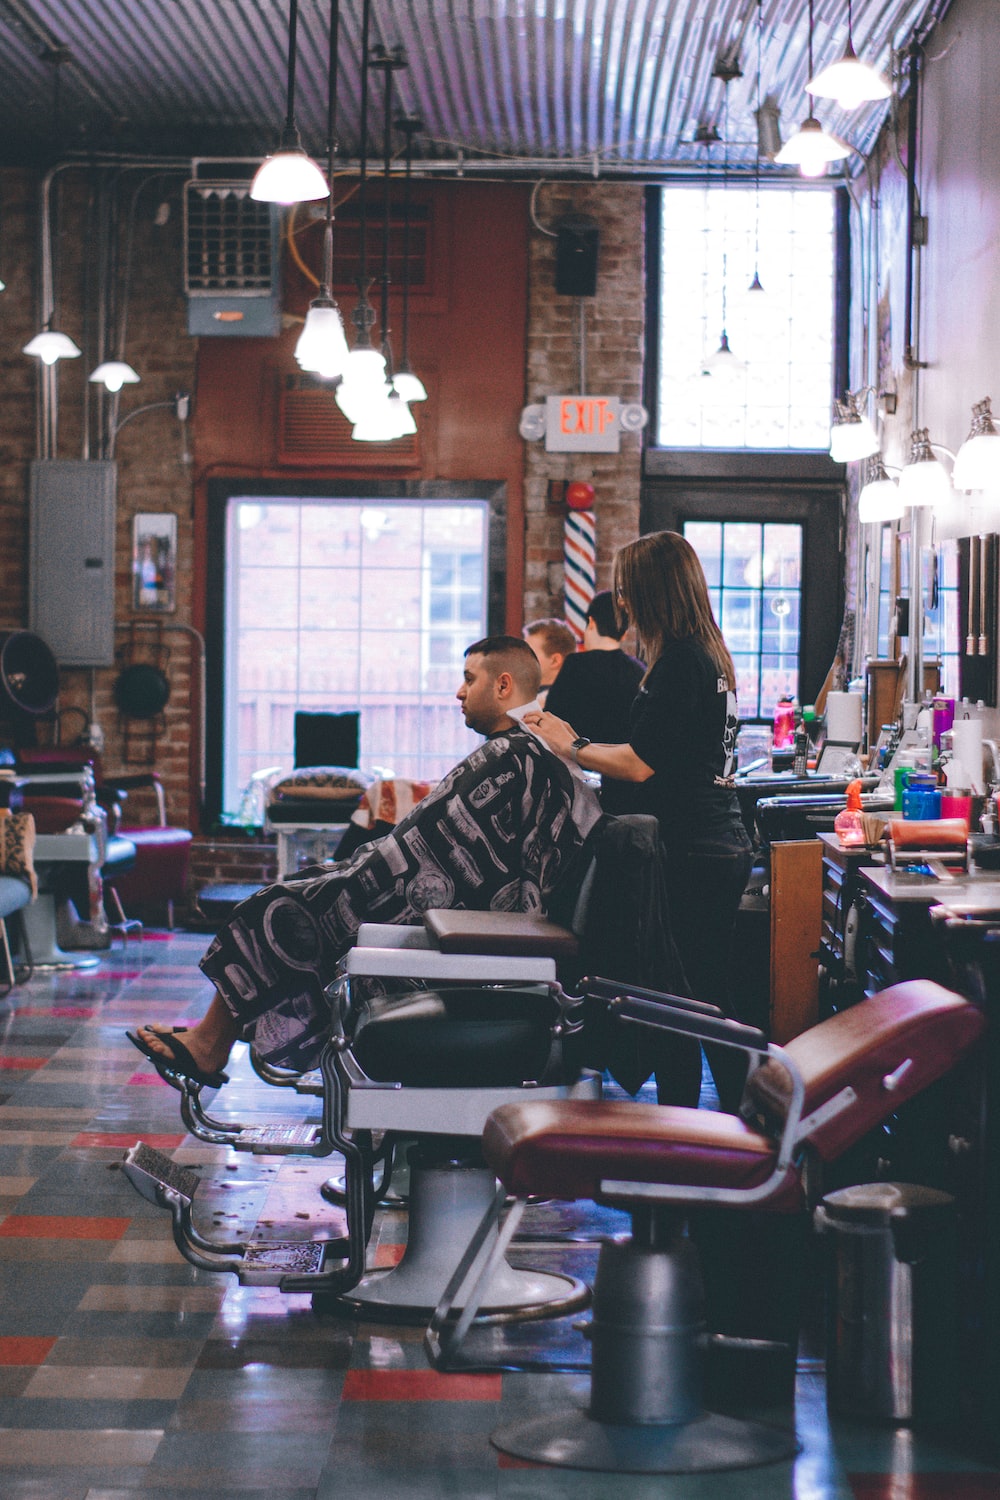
[702,85,745,383]
[353,44,415,443]
[829,389,879,462]
[23,325,81,365]
[952,397,1000,491]
[391,115,427,403]
[748,0,765,295]
[775,0,851,177]
[89,360,140,392]
[898,427,953,508]
[295,0,350,379]
[858,455,903,522]
[251,0,329,204]
[807,0,891,111]
[337,0,386,415]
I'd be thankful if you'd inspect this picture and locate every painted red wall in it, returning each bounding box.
[191,179,529,638]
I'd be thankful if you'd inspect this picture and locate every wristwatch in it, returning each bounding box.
[571,736,592,764]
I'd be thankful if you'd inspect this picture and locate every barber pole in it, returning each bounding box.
[563,482,596,640]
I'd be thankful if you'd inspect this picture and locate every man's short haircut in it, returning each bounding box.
[465,634,542,698]
[523,618,577,659]
[586,589,625,640]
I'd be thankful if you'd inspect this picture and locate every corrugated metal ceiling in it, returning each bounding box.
[0,0,944,175]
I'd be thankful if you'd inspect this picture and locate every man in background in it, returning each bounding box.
[523,618,577,705]
[544,590,646,813]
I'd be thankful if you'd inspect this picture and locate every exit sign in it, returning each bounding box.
[545,395,621,452]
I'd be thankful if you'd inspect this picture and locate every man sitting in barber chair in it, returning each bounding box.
[129,635,605,1088]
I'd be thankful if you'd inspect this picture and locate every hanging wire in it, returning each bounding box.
[749,0,765,293]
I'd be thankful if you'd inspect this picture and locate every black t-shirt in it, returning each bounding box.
[544,649,645,744]
[628,637,742,848]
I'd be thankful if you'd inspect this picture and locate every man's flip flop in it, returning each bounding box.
[126,1029,229,1089]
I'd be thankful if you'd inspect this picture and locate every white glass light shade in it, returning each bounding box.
[898,431,952,508]
[807,47,891,111]
[295,302,350,379]
[830,413,879,462]
[774,116,851,177]
[858,475,903,522]
[341,345,387,389]
[392,369,427,403]
[0,275,6,292]
[23,329,82,364]
[953,433,1000,491]
[89,360,140,392]
[701,331,745,382]
[352,389,415,442]
[250,148,328,205]
[952,400,1000,490]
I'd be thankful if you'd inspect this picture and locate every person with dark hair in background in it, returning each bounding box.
[127,636,603,1089]
[544,590,645,813]
[525,532,752,1109]
[523,617,578,705]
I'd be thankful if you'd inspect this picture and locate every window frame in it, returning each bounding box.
[203,477,508,826]
[643,184,850,457]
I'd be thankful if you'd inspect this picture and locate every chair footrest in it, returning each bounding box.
[239,1239,330,1284]
[122,1143,201,1204]
[231,1123,326,1153]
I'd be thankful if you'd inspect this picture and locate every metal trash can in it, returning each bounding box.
[815,1182,958,1426]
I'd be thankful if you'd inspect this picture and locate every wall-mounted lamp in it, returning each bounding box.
[830,390,879,462]
[897,427,953,508]
[858,454,903,522]
[952,397,1000,491]
[806,0,891,111]
[251,0,328,204]
[89,360,140,392]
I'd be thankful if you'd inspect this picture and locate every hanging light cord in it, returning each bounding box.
[379,55,396,377]
[284,0,302,137]
[400,119,416,369]
[353,0,374,335]
[320,0,340,294]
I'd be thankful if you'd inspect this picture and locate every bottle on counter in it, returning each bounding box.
[834,779,866,846]
[773,697,796,751]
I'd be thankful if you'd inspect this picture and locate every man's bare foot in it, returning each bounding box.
[134,995,239,1077]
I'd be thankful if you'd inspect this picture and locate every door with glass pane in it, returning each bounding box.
[640,479,843,719]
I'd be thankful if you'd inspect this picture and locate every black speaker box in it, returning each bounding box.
[555,214,600,296]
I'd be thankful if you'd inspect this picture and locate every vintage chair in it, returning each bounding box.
[426,977,986,1474]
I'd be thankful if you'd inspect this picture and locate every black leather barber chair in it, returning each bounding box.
[427,978,985,1474]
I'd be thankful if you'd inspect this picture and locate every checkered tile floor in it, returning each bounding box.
[0,928,997,1498]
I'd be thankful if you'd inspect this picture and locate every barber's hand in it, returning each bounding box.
[522,710,577,757]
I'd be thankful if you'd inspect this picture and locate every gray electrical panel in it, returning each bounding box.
[29,460,117,667]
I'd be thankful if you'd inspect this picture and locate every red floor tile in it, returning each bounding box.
[0,1336,58,1366]
[13,1005,96,1018]
[0,1057,49,1070]
[127,1072,173,1086]
[0,1215,131,1240]
[71,1132,186,1149]
[850,1478,1000,1499]
[342,1369,503,1401]
[372,1242,405,1267]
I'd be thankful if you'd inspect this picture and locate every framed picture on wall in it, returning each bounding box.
[132,512,177,613]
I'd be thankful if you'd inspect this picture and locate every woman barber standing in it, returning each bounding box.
[524,529,752,1108]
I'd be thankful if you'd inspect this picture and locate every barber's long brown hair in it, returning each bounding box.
[613,531,736,689]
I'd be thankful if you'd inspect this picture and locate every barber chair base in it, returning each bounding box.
[19,896,100,972]
[488,1227,798,1473]
[490,1407,797,1474]
[326,1160,587,1325]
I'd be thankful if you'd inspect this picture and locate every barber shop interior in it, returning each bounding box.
[4,0,1000,1494]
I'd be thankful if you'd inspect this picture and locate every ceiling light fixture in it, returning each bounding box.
[775,0,851,177]
[829,389,880,462]
[251,0,329,204]
[952,397,1000,491]
[295,0,350,379]
[337,0,386,421]
[23,325,82,365]
[897,427,953,508]
[806,0,891,111]
[857,454,903,522]
[391,114,427,403]
[89,360,140,392]
[702,83,745,383]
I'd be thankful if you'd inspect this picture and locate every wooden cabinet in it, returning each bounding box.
[768,839,822,1043]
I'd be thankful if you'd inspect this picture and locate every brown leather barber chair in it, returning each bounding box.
[427,978,985,1474]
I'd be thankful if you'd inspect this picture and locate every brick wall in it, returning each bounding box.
[522,182,645,620]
